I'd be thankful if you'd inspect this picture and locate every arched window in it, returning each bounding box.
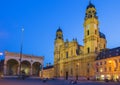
[104,68,107,72]
[66,52,68,58]
[95,30,97,34]
[95,47,97,52]
[87,47,90,53]
[104,44,106,48]
[87,30,89,35]
[71,50,73,56]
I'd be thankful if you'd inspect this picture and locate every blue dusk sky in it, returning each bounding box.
[0,0,120,65]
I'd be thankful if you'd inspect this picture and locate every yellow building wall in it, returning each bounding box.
[95,56,120,81]
[43,67,54,79]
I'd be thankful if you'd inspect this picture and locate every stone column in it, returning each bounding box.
[40,64,43,78]
[17,65,20,75]
[30,66,32,76]
[4,64,7,75]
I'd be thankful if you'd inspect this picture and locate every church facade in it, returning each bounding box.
[54,2,107,80]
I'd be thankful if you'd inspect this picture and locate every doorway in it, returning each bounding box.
[66,72,68,80]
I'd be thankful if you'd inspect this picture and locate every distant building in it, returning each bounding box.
[3,51,44,77]
[43,65,54,78]
[53,1,120,81]
[95,47,120,81]
[0,60,4,75]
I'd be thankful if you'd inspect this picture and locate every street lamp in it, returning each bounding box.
[39,64,43,77]
[19,27,24,77]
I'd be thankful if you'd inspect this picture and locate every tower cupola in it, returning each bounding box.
[85,1,98,20]
[87,1,95,9]
[56,28,62,33]
[55,27,63,40]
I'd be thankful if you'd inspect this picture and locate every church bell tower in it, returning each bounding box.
[84,1,100,54]
[54,27,64,63]
[54,27,64,77]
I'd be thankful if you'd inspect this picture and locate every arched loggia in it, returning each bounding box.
[7,59,19,75]
[21,61,31,75]
[32,62,41,76]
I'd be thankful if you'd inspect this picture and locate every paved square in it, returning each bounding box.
[0,78,120,85]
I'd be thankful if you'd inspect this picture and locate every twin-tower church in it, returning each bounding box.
[53,1,119,80]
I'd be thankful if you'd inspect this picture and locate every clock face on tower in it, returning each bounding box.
[94,24,97,29]
[65,43,68,47]
[86,24,90,29]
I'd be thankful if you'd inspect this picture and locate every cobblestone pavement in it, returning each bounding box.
[0,78,120,85]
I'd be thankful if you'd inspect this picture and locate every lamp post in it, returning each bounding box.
[39,64,43,78]
[19,27,24,76]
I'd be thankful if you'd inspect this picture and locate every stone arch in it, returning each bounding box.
[32,62,41,76]
[21,60,31,76]
[6,59,19,75]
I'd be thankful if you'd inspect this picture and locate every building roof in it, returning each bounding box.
[99,32,106,39]
[43,65,54,70]
[96,47,120,60]
[5,51,44,60]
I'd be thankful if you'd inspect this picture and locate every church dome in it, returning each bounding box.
[87,2,95,9]
[56,27,62,32]
[99,32,106,39]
